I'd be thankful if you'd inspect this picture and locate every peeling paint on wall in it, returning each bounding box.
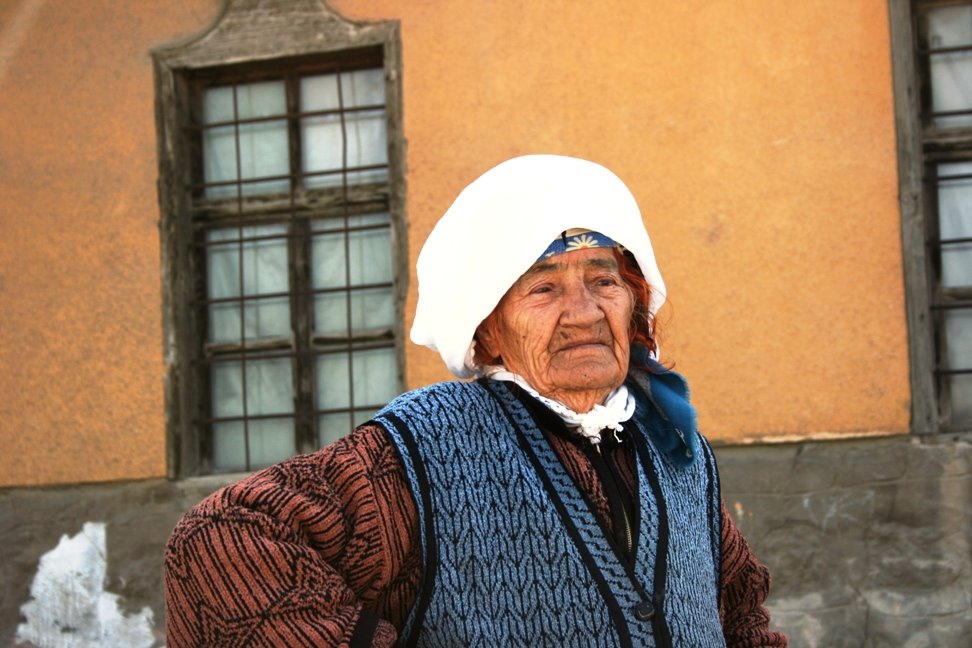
[16,522,156,648]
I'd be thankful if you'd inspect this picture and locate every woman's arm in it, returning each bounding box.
[163,424,421,648]
[718,499,788,648]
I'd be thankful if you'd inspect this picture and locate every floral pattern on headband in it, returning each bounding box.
[540,229,618,260]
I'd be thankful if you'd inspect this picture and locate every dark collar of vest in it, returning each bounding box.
[626,352,699,468]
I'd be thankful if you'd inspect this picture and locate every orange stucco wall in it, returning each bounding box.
[0,0,222,486]
[336,0,910,443]
[0,0,908,487]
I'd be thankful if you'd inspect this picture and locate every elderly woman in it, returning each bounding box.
[165,155,787,647]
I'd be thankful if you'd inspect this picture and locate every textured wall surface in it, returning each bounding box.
[720,437,972,647]
[2,436,969,647]
[0,0,908,486]
[0,0,220,486]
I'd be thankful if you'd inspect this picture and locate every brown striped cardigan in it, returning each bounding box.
[165,421,787,647]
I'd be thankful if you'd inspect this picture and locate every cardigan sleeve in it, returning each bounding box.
[718,499,789,647]
[163,423,421,648]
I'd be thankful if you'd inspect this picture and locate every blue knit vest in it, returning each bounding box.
[375,370,725,648]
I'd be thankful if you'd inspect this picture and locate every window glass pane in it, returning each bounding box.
[301,68,388,188]
[314,350,396,413]
[301,69,384,114]
[349,287,395,333]
[211,357,294,418]
[312,285,393,338]
[246,418,295,468]
[344,108,388,175]
[202,81,289,197]
[204,81,286,123]
[235,81,287,120]
[938,162,972,288]
[212,418,295,472]
[311,214,393,338]
[207,225,291,342]
[944,308,972,370]
[201,126,239,197]
[301,73,340,112]
[311,292,394,339]
[312,229,347,290]
[300,112,343,186]
[349,224,392,284]
[248,358,294,415]
[352,347,398,406]
[315,293,349,338]
[318,412,353,446]
[211,362,243,418]
[948,375,972,426]
[944,308,972,427]
[343,68,386,107]
[317,352,350,409]
[211,421,246,471]
[310,214,391,286]
[927,5,972,128]
[203,86,236,123]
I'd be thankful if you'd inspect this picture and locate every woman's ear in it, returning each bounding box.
[473,316,500,366]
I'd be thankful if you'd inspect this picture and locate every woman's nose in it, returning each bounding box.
[560,282,603,325]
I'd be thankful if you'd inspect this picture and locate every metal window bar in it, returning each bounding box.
[921,43,972,56]
[231,82,253,470]
[337,64,357,435]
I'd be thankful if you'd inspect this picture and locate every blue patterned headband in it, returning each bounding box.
[538,228,619,261]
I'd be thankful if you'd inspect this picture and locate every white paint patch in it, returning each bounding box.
[16,522,156,648]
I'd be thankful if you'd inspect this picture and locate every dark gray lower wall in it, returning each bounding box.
[2,435,970,647]
[718,435,972,648]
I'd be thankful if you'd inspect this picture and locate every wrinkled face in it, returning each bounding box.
[477,247,635,411]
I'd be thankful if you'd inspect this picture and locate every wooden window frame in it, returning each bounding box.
[889,0,972,435]
[152,0,406,477]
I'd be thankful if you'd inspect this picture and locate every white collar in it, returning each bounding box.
[487,369,635,445]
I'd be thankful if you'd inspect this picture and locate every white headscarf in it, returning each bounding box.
[410,154,666,379]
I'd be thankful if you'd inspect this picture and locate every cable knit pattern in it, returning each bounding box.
[377,379,726,647]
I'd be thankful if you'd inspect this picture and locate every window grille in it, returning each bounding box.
[185,53,399,472]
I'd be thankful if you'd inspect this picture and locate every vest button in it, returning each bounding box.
[633,600,654,620]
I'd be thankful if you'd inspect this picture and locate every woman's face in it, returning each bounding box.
[477,247,635,412]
